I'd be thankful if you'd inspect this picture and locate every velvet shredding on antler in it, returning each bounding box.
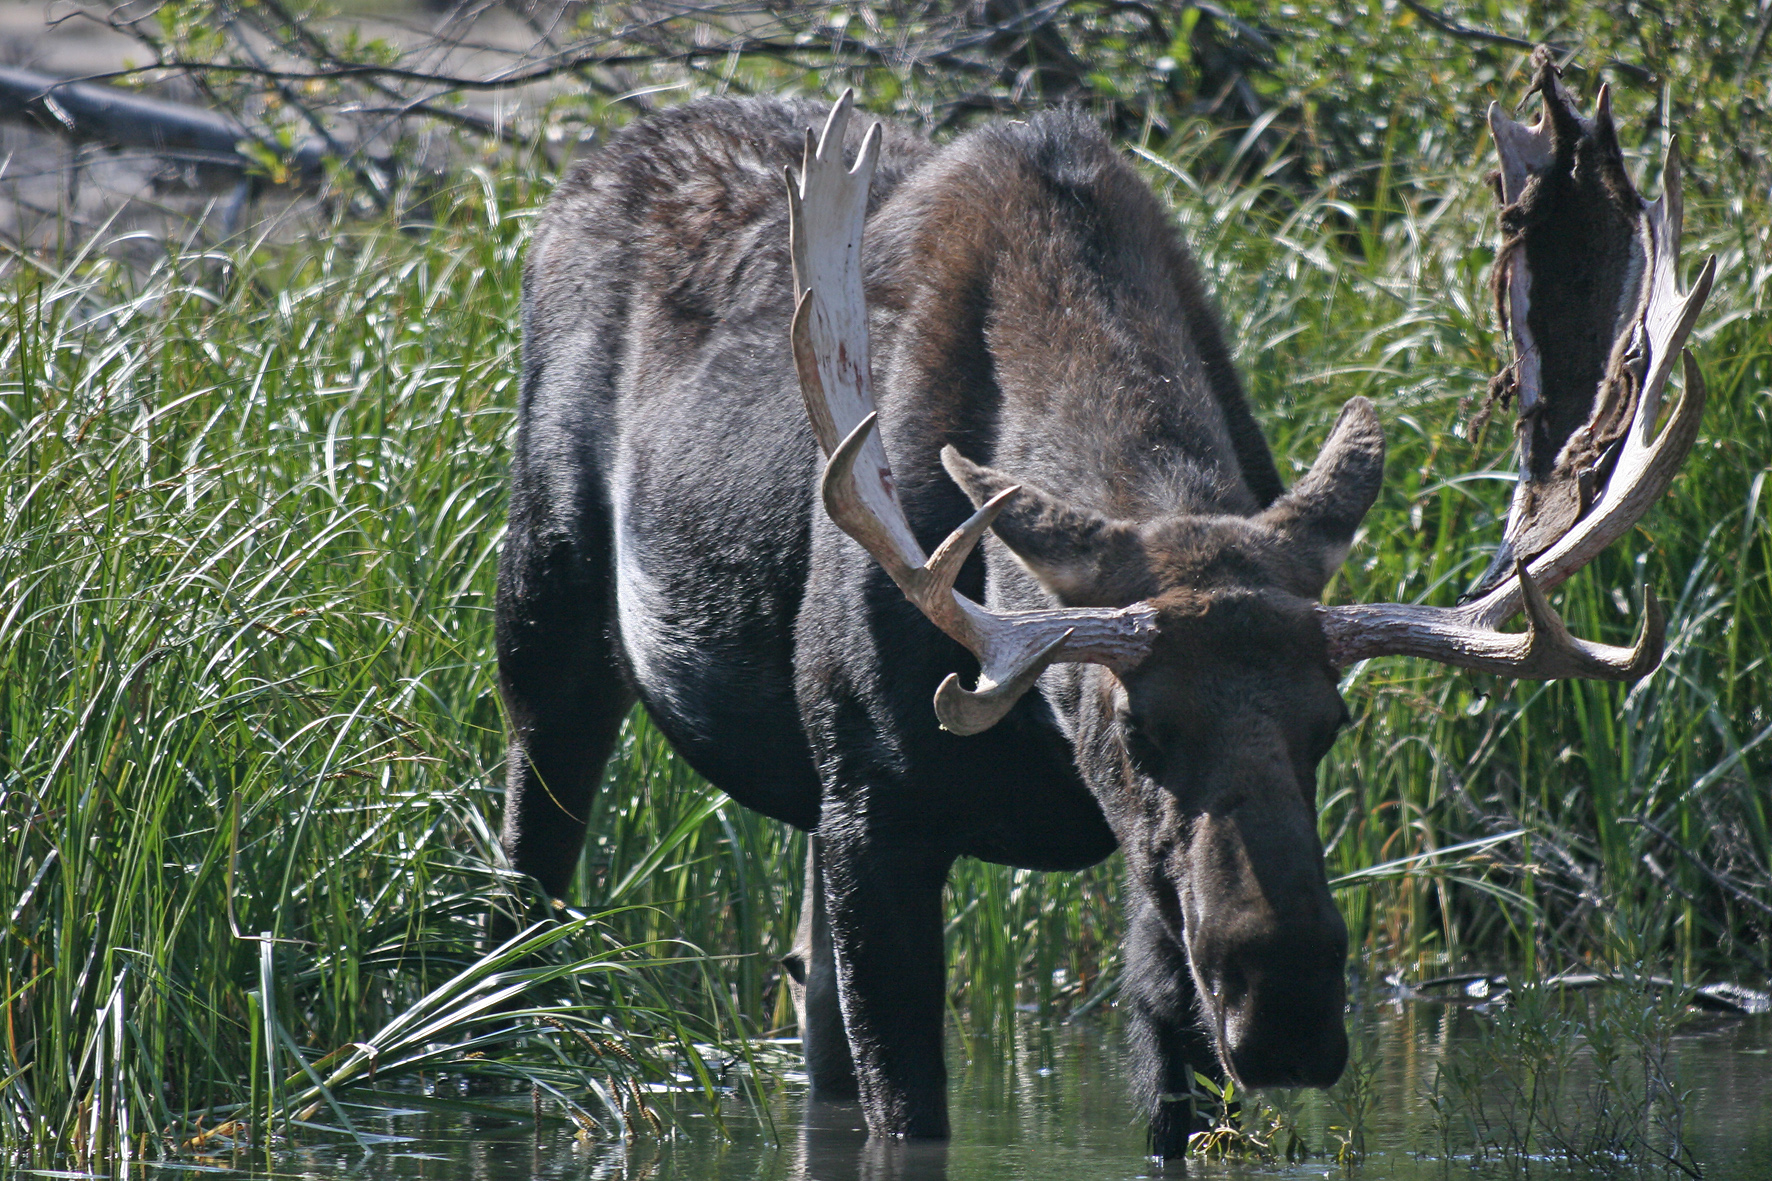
[1470,47,1658,598]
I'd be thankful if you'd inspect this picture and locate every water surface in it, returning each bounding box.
[32,998,1772,1181]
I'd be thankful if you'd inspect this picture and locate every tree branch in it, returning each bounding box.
[1397,0,1653,84]
[53,28,992,97]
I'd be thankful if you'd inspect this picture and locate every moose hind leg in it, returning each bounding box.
[783,834,860,1098]
[1123,894,1223,1157]
[493,529,634,937]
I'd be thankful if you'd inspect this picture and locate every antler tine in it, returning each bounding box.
[816,407,1012,637]
[788,92,1158,735]
[1487,100,1551,207]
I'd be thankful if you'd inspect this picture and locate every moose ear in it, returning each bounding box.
[941,446,1149,606]
[1258,397,1386,592]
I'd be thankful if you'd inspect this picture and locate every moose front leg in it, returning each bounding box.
[818,816,954,1139]
[1122,894,1222,1157]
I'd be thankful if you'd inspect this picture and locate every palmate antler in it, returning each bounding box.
[1319,55,1713,680]
[785,94,1157,736]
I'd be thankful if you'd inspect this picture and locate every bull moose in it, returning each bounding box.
[495,52,1711,1154]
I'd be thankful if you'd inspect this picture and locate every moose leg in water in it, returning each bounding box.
[1122,894,1222,1155]
[783,835,859,1097]
[817,803,955,1139]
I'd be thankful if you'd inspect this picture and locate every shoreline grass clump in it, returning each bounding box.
[0,174,761,1163]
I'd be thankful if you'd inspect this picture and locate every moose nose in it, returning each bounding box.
[1215,924,1349,1088]
[1224,998,1348,1088]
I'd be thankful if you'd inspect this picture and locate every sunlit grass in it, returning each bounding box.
[0,172,760,1161]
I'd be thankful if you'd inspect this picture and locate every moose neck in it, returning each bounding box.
[870,113,1275,529]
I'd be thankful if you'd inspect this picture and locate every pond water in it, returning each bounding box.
[22,996,1771,1181]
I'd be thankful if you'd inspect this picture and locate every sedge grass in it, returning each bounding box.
[0,173,761,1161]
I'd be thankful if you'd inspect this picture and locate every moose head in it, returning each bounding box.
[786,54,1711,1097]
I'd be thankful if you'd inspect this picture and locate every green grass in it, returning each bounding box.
[3,31,1770,1168]
[0,174,764,1160]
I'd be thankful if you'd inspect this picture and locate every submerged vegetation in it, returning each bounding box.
[4,0,1770,1168]
[1428,977,1701,1176]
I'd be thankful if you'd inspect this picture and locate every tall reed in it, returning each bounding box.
[0,171,753,1161]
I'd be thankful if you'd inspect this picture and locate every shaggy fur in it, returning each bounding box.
[498,97,1381,1152]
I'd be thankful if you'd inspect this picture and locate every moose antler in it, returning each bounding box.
[786,93,1158,735]
[1320,54,1714,679]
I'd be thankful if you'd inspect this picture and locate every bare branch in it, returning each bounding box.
[1397,0,1653,84]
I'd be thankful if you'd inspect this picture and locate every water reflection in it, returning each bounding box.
[794,1102,950,1181]
[31,1004,1770,1181]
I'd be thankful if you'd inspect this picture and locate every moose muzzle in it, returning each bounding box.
[1177,787,1350,1089]
[1211,916,1350,1087]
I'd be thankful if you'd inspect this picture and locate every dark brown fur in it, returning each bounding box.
[499,98,1382,1152]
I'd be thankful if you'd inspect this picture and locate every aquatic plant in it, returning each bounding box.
[1427,976,1701,1176]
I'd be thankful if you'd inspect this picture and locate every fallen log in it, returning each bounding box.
[1405,971,1772,1015]
[0,65,334,186]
